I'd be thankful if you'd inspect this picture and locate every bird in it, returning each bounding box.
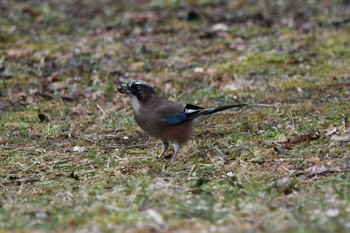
[118,79,250,161]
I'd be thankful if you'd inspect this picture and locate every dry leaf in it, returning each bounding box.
[70,104,85,115]
[46,72,60,82]
[28,129,40,137]
[325,127,337,136]
[48,82,68,91]
[286,133,320,144]
[304,165,340,177]
[222,79,254,91]
[331,134,350,142]
[60,88,85,101]
[146,209,165,227]
[91,90,105,101]
[230,38,247,51]
[274,147,293,156]
[10,91,27,103]
[7,47,33,59]
[212,23,228,31]
[9,91,34,105]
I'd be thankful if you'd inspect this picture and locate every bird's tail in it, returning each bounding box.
[168,103,272,125]
[203,104,249,115]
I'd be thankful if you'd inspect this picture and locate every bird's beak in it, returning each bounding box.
[117,84,131,94]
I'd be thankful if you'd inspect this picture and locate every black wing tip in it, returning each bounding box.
[185,104,205,110]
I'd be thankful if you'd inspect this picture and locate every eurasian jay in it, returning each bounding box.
[118,80,249,161]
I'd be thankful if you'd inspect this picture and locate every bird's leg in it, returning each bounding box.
[158,140,169,158]
[171,143,181,162]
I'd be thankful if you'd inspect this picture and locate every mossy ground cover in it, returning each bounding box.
[1,1,350,232]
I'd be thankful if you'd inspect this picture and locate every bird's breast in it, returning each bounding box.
[133,110,162,137]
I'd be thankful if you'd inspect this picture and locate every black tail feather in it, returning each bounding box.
[204,104,248,115]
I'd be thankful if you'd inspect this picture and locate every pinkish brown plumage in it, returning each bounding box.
[118,80,248,161]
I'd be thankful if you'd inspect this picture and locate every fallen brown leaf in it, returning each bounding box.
[325,127,337,136]
[7,47,33,59]
[8,91,34,105]
[331,134,350,142]
[304,165,340,177]
[286,133,320,144]
[28,129,40,137]
[48,82,68,91]
[70,104,85,115]
[91,90,105,101]
[9,91,27,103]
[46,72,61,82]
[274,147,293,156]
[60,88,85,101]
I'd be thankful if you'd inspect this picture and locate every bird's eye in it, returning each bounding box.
[136,85,142,90]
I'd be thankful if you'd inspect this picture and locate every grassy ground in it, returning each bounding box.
[1,1,350,232]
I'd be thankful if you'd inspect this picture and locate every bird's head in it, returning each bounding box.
[118,80,155,100]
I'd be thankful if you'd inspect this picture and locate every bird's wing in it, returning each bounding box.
[165,104,205,125]
[153,99,186,119]
[155,96,248,125]
[166,103,249,125]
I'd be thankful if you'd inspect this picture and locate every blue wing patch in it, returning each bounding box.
[166,104,204,125]
[167,110,187,125]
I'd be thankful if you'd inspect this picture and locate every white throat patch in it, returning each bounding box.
[130,95,141,112]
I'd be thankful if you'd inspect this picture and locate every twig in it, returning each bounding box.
[106,156,111,168]
[187,164,196,178]
[281,165,293,174]
[96,103,105,115]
